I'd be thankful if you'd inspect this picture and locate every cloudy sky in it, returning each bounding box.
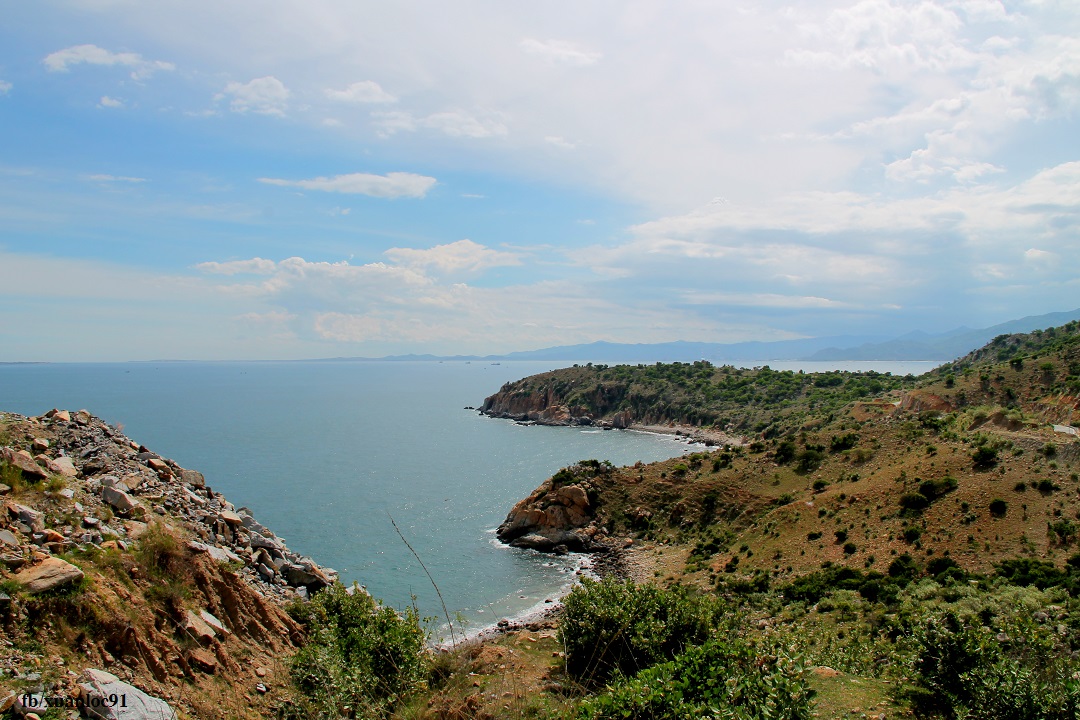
[1,0,1078,360]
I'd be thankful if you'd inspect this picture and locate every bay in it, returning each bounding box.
[0,360,698,636]
[0,357,937,637]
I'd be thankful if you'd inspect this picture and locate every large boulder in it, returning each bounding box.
[15,557,84,594]
[7,503,44,532]
[1,448,48,480]
[46,455,78,478]
[102,486,138,513]
[79,668,177,720]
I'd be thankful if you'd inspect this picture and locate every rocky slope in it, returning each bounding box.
[0,409,339,719]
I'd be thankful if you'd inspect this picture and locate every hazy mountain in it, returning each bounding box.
[806,308,1080,361]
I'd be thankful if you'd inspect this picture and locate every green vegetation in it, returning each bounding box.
[284,584,426,719]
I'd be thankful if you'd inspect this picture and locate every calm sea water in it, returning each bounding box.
[0,361,703,637]
[0,358,937,637]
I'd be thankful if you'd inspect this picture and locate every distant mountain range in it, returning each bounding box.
[326,308,1080,364]
[806,309,1080,361]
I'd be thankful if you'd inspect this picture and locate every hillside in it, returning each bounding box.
[475,319,1080,718]
[0,410,344,718]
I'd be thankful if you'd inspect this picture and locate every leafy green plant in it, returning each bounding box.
[579,637,813,720]
[285,583,426,718]
[560,578,720,683]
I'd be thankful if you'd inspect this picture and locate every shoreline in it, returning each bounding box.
[626,422,746,448]
[433,542,636,651]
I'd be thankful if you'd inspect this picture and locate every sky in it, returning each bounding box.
[1,0,1078,361]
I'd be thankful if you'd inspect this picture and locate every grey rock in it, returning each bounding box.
[45,455,78,478]
[102,486,138,513]
[79,668,177,720]
[14,557,84,593]
[8,503,44,532]
[0,528,18,547]
[180,468,205,487]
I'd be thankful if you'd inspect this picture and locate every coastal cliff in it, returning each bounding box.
[0,409,338,719]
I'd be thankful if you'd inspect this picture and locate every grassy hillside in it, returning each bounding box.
[441,320,1080,719]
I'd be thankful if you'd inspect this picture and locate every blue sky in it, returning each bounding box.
[1,0,1078,361]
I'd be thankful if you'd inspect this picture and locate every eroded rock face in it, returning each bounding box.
[496,467,605,553]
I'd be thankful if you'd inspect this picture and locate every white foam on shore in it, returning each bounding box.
[431,552,598,650]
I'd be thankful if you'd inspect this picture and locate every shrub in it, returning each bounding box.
[989,499,1008,518]
[972,446,999,469]
[834,530,848,543]
[773,439,797,465]
[286,584,426,717]
[829,432,859,453]
[560,578,719,683]
[918,476,957,501]
[903,527,922,543]
[795,449,825,475]
[579,638,813,720]
[899,493,930,514]
[843,542,857,555]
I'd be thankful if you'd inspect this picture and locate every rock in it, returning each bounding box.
[73,410,91,425]
[58,487,74,499]
[183,610,217,644]
[179,468,205,487]
[187,540,242,564]
[0,483,9,495]
[0,528,18,547]
[1,449,48,480]
[102,486,138,513]
[187,647,218,673]
[41,529,65,543]
[0,691,14,713]
[45,409,71,422]
[254,682,268,694]
[281,563,331,591]
[255,667,268,678]
[219,509,243,526]
[200,609,230,636]
[31,438,50,453]
[812,666,841,678]
[146,458,169,474]
[79,668,178,720]
[46,456,78,478]
[13,693,48,716]
[15,557,84,593]
[7,503,44,532]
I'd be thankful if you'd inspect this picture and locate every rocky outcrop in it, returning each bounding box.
[0,408,317,719]
[0,409,336,601]
[496,463,611,554]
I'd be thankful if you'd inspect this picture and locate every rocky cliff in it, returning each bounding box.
[0,409,339,719]
[495,460,614,553]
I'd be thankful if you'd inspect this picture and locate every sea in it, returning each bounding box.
[0,359,938,640]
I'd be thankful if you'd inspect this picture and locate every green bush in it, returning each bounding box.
[989,498,1008,518]
[560,578,719,683]
[285,584,426,718]
[579,637,813,720]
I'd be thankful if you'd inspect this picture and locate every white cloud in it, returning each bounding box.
[544,135,575,149]
[325,80,396,104]
[86,174,146,183]
[0,80,11,95]
[520,38,602,66]
[195,258,278,275]
[42,44,174,79]
[371,109,508,138]
[384,239,521,273]
[219,76,289,115]
[97,95,123,109]
[257,171,436,199]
